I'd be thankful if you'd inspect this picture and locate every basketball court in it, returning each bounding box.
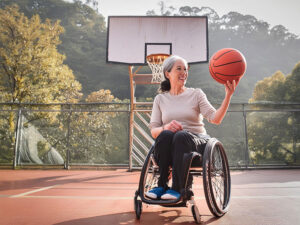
[1,15,298,225]
[0,169,299,225]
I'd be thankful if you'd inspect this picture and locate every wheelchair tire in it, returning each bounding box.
[203,138,231,217]
[191,205,201,224]
[134,196,142,219]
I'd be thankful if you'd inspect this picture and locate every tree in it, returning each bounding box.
[0,4,82,163]
[73,0,100,13]
[248,62,300,165]
[0,4,82,104]
[68,89,121,163]
[249,71,286,102]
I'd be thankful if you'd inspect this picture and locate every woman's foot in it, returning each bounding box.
[161,189,181,200]
[145,187,165,199]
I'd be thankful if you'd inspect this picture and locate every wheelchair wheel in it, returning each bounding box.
[203,138,231,217]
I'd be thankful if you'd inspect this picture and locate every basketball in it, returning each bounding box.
[209,48,246,84]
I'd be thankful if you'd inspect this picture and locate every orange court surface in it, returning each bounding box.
[0,169,299,225]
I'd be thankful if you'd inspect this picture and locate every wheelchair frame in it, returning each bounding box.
[134,138,231,223]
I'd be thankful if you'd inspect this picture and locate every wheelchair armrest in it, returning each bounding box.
[190,152,202,168]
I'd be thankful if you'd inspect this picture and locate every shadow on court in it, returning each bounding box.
[53,210,219,225]
[0,170,136,191]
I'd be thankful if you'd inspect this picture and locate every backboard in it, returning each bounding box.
[106,16,208,65]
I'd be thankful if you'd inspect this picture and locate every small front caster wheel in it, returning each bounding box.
[134,197,142,219]
[191,205,201,224]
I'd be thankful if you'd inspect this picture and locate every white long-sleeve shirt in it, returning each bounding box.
[149,88,216,134]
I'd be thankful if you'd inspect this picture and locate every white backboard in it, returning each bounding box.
[106,16,208,65]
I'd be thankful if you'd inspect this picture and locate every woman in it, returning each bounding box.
[146,55,236,200]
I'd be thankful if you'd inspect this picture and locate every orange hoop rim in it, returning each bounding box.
[146,53,170,64]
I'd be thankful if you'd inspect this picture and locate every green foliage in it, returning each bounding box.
[0,4,82,164]
[248,111,300,165]
[62,89,126,164]
[37,140,51,159]
[0,4,82,104]
[16,89,128,165]
[0,2,126,164]
[0,111,16,163]
[250,62,300,102]
[248,63,300,165]
[249,71,286,102]
[0,0,129,98]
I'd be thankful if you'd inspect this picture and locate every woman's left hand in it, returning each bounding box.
[225,80,236,96]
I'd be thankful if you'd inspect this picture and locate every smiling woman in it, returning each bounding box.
[146,54,237,200]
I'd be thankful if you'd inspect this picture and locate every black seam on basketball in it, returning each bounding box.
[210,69,226,83]
[213,50,235,60]
[217,77,226,82]
[214,72,241,77]
[210,64,218,79]
[213,75,226,83]
[209,64,216,77]
[213,60,243,67]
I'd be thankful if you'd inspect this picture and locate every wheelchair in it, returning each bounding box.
[134,137,231,224]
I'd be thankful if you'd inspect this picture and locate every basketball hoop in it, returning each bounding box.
[146,54,170,83]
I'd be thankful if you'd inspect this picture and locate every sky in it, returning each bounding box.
[98,0,300,36]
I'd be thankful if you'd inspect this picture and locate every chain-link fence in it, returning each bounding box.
[0,102,299,169]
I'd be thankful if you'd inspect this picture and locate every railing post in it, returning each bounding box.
[13,108,22,169]
[292,111,297,163]
[128,66,134,171]
[242,104,250,168]
[65,105,72,170]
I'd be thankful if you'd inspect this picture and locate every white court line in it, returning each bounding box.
[9,185,60,198]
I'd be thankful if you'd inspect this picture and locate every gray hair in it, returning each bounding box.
[162,55,188,78]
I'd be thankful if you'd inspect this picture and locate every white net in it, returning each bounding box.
[146,54,169,83]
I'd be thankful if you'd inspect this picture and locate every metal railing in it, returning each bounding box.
[0,102,299,169]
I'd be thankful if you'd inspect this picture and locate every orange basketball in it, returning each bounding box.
[209,48,246,84]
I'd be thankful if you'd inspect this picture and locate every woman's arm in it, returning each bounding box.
[211,80,236,125]
[151,126,164,139]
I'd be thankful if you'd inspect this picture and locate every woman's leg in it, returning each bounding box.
[171,131,207,193]
[154,130,174,189]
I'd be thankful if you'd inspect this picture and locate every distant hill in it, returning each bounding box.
[1,0,300,102]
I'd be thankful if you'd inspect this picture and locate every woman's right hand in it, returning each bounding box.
[151,120,183,139]
[164,120,183,133]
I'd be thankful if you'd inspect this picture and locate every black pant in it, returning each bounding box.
[154,130,209,192]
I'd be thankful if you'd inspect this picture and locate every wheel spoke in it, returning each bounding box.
[144,161,159,192]
[212,176,224,205]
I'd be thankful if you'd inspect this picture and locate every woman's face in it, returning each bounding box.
[165,59,188,88]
